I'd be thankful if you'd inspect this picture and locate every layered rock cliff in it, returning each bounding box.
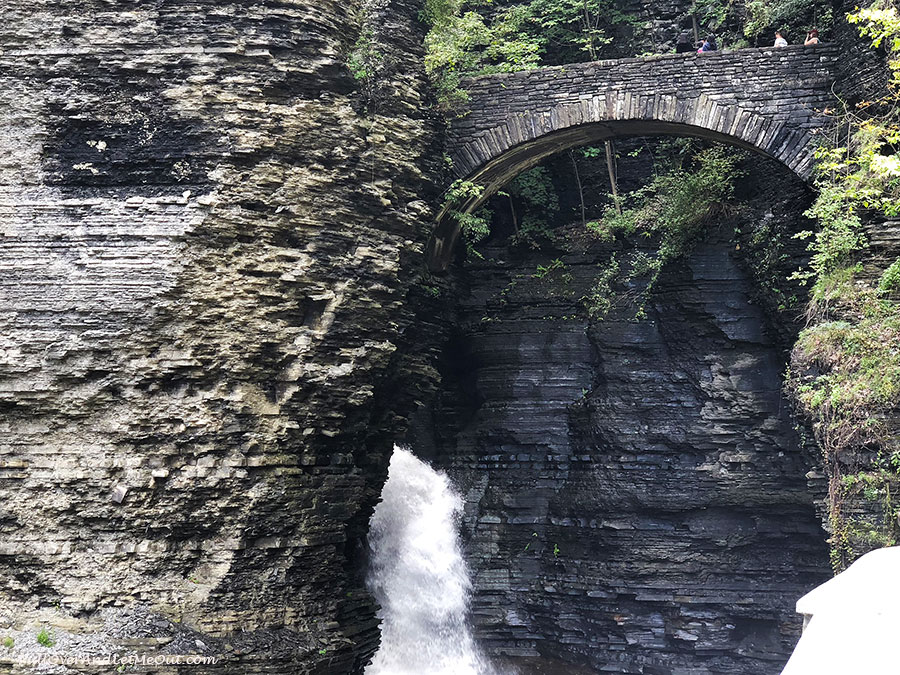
[416,153,833,673]
[0,1,438,672]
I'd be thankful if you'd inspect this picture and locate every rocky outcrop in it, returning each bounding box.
[832,0,892,105]
[0,1,438,672]
[421,154,832,673]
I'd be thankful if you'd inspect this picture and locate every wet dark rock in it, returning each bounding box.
[424,157,832,674]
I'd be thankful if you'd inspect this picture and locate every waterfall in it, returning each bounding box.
[366,446,497,675]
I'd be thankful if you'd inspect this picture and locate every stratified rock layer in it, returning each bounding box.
[0,1,438,672]
[424,158,832,674]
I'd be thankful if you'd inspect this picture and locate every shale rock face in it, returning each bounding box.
[0,1,437,672]
[424,157,832,673]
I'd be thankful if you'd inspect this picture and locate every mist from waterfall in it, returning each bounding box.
[365,446,497,675]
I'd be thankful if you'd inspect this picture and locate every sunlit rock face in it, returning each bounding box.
[419,154,832,674]
[0,1,438,671]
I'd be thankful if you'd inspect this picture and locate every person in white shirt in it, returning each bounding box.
[774,30,788,47]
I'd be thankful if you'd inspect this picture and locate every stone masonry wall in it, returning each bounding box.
[425,45,840,271]
[448,45,838,180]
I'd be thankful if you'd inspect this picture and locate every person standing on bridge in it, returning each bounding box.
[805,29,820,45]
[774,30,788,47]
[698,35,718,52]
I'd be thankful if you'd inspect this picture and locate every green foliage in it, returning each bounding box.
[348,20,383,82]
[36,628,54,648]
[423,1,492,110]
[421,0,464,25]
[582,254,619,319]
[444,180,492,258]
[787,5,900,475]
[480,4,547,72]
[790,273,899,584]
[832,469,900,569]
[848,4,900,58]
[346,1,386,108]
[879,258,900,294]
[420,282,443,298]
[589,199,641,241]
[508,166,560,247]
[627,250,657,278]
[532,257,567,279]
[696,0,737,33]
[791,267,900,453]
[795,313,900,410]
[743,0,833,42]
[458,209,493,257]
[445,178,484,205]
[810,121,900,215]
[864,483,881,501]
[573,144,742,322]
[510,167,558,214]
[422,0,615,110]
[597,145,741,291]
[505,0,612,62]
[738,215,801,313]
[585,219,613,242]
[583,220,610,242]
[2,636,12,649]
[806,3,900,243]
[790,185,866,289]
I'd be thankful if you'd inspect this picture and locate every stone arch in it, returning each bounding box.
[427,46,838,271]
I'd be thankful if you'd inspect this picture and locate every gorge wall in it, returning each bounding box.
[416,155,833,673]
[0,1,439,672]
[0,0,897,674]
[802,0,900,572]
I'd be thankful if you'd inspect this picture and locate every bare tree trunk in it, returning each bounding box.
[581,0,591,60]
[605,140,621,215]
[569,150,587,226]
[581,0,600,60]
[507,192,518,234]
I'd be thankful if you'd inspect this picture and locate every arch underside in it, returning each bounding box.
[428,113,820,272]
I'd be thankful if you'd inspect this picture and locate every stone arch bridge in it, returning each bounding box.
[427,44,839,270]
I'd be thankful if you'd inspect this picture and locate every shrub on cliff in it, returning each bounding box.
[591,144,742,299]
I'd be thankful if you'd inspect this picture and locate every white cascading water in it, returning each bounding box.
[366,446,497,675]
